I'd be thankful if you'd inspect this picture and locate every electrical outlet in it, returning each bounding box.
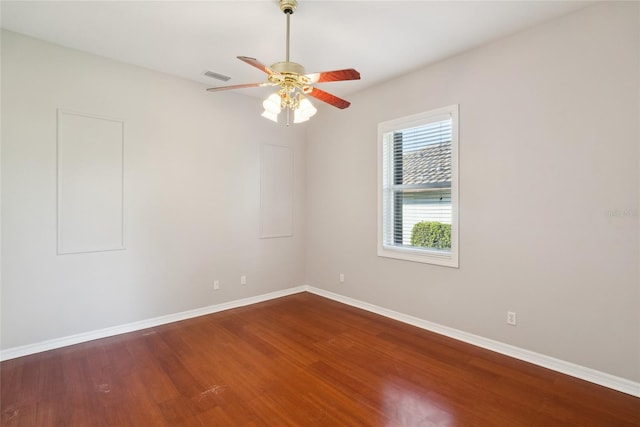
[339,273,345,283]
[507,311,517,326]
[213,280,220,290]
[240,275,247,285]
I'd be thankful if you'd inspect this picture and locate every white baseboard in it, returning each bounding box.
[0,286,306,362]
[2,284,638,398]
[305,286,640,398]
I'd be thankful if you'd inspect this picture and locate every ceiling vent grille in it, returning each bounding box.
[203,70,231,82]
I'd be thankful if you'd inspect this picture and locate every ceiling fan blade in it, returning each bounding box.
[308,87,351,109]
[306,68,361,83]
[237,56,273,75]
[206,82,273,92]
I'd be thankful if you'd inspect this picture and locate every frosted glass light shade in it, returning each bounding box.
[262,110,279,122]
[294,97,317,123]
[299,97,317,117]
[263,93,282,114]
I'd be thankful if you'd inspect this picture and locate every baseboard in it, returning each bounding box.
[0,286,306,362]
[305,286,640,398]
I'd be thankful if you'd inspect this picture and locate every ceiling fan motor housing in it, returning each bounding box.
[268,61,311,94]
[271,61,306,76]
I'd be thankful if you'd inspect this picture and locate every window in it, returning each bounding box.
[378,105,459,267]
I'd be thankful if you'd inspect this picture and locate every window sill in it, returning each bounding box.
[378,245,459,268]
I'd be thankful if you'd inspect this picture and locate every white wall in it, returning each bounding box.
[305,2,640,382]
[1,30,306,349]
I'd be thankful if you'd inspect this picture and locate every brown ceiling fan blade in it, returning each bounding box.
[206,82,273,92]
[306,68,360,83]
[237,56,273,75]
[308,87,351,109]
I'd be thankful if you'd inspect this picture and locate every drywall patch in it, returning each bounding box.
[260,144,293,238]
[57,109,125,254]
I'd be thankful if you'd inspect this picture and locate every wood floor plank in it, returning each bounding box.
[1,292,638,426]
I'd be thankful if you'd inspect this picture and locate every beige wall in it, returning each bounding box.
[1,30,307,349]
[305,2,640,381]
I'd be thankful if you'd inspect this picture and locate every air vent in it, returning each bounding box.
[203,70,231,82]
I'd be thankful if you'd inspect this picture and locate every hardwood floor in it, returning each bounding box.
[1,292,639,426]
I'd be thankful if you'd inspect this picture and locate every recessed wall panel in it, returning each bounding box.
[260,144,293,238]
[57,110,125,254]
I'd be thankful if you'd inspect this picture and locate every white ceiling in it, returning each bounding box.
[1,1,593,100]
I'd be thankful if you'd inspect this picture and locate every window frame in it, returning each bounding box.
[377,105,459,268]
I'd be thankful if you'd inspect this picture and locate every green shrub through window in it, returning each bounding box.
[410,221,451,250]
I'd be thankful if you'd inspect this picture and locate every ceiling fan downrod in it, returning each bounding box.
[280,0,297,62]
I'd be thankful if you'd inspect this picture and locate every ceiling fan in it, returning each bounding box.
[206,0,361,125]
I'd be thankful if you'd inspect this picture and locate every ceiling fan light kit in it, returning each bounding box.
[206,0,360,125]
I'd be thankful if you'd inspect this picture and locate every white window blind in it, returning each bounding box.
[378,105,459,267]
